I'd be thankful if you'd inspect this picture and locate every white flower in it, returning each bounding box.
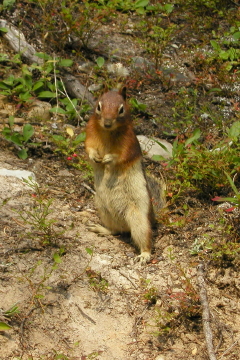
[107,62,129,77]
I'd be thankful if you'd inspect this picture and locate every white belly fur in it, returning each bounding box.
[92,160,150,233]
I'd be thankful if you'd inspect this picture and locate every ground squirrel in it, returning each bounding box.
[85,87,163,263]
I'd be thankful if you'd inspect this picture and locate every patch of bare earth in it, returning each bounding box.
[0,146,239,360]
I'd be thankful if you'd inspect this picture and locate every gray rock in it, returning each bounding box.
[0,168,36,181]
[137,135,173,160]
[28,100,52,121]
[132,56,193,83]
[132,56,155,74]
[0,168,37,201]
[161,67,191,83]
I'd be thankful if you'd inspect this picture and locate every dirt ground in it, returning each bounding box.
[0,2,240,360]
[0,146,240,360]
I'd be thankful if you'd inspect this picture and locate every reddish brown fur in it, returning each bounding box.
[85,88,142,169]
[85,116,142,167]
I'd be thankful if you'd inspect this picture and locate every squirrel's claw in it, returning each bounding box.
[135,251,151,265]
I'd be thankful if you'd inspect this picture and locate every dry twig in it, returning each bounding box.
[218,334,240,359]
[82,182,95,195]
[197,263,217,360]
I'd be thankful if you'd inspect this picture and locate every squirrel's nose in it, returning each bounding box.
[104,119,112,128]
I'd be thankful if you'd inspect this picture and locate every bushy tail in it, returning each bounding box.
[146,173,166,216]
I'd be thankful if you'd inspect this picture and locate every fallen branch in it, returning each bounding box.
[0,19,43,65]
[197,263,217,360]
[63,73,95,106]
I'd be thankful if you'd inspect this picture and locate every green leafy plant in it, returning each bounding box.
[210,26,240,72]
[0,51,91,124]
[129,97,147,113]
[0,321,12,331]
[86,267,109,293]
[2,116,35,159]
[96,0,146,13]
[212,172,240,211]
[190,235,214,256]
[0,303,20,331]
[0,67,34,103]
[141,279,158,305]
[135,2,176,68]
[50,97,90,122]
[160,122,240,200]
[59,0,113,49]
[21,249,64,307]
[0,0,16,11]
[153,265,200,342]
[96,56,105,68]
[174,0,229,15]
[51,128,86,157]
[17,177,64,245]
[0,53,73,102]
[50,126,92,178]
[190,232,239,266]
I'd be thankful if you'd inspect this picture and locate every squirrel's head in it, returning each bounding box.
[95,87,130,131]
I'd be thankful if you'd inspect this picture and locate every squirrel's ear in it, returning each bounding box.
[119,86,127,100]
[102,84,109,94]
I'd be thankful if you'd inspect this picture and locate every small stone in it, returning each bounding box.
[88,84,103,92]
[13,117,25,124]
[58,169,73,177]
[78,61,94,73]
[28,100,52,121]
[192,347,197,355]
[0,109,10,118]
[137,135,173,160]
[185,333,196,341]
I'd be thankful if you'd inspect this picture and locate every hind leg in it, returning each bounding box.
[126,207,152,264]
[87,207,121,235]
[87,223,113,236]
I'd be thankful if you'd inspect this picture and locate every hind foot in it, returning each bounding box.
[135,251,151,264]
[87,222,112,236]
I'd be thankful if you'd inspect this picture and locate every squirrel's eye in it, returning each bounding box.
[96,102,102,113]
[118,104,124,115]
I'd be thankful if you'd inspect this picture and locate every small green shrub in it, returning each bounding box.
[86,268,109,293]
[2,116,35,159]
[210,26,240,72]
[153,265,200,341]
[212,172,240,211]
[135,2,176,68]
[51,127,86,157]
[159,122,240,200]
[0,54,73,108]
[18,177,64,245]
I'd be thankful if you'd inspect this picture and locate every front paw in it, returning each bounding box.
[88,149,102,163]
[91,155,103,163]
[102,154,117,164]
